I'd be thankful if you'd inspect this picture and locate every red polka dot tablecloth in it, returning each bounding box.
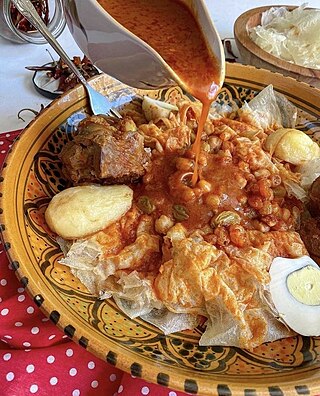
[0,130,188,396]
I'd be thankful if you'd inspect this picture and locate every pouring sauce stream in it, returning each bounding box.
[97,0,222,184]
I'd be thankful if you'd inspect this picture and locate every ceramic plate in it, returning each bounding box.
[1,63,320,395]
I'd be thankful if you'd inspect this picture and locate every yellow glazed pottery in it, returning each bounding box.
[1,63,320,395]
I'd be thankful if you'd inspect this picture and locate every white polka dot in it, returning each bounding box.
[26,364,35,373]
[4,335,12,339]
[31,327,39,335]
[8,263,12,270]
[1,278,7,286]
[5,134,10,137]
[24,349,31,352]
[3,353,11,361]
[17,287,24,293]
[62,334,68,338]
[109,373,117,382]
[15,322,23,327]
[18,295,25,302]
[47,355,55,364]
[91,380,98,388]
[0,297,2,303]
[69,368,77,376]
[141,386,150,395]
[42,318,49,322]
[1,150,6,154]
[0,141,3,145]
[169,392,177,396]
[23,342,31,347]
[1,308,9,316]
[48,334,55,340]
[50,377,58,385]
[30,384,38,393]
[72,390,80,396]
[66,348,73,357]
[6,372,14,381]
[27,306,34,314]
[88,361,95,370]
[118,385,124,394]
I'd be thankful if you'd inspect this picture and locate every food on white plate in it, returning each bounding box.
[46,85,320,349]
[250,5,320,69]
[264,127,320,165]
[269,256,320,336]
[45,184,133,239]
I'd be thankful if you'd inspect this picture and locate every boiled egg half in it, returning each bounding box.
[269,255,320,336]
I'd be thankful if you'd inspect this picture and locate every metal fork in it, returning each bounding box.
[11,0,122,118]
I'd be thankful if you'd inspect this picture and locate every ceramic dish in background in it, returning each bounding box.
[234,5,320,89]
[1,63,320,395]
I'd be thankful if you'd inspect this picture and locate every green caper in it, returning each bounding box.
[211,210,241,228]
[137,196,155,214]
[173,204,189,221]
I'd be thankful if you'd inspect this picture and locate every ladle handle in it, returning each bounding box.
[11,0,87,86]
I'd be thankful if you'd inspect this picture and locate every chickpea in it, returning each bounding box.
[208,136,222,152]
[238,194,248,205]
[229,224,248,247]
[197,179,212,193]
[220,130,232,141]
[180,187,196,202]
[198,152,208,166]
[258,179,273,200]
[175,157,194,172]
[252,220,270,232]
[201,141,211,153]
[259,201,273,216]
[206,194,221,209]
[238,161,250,173]
[155,215,174,234]
[281,207,291,222]
[254,169,271,179]
[222,141,235,154]
[271,203,280,214]
[262,215,277,227]
[248,195,264,210]
[235,173,247,189]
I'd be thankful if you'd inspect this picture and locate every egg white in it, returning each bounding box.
[269,255,320,336]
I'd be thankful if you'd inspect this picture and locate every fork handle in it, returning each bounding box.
[11,0,87,86]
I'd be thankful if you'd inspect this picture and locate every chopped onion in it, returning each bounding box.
[250,4,320,69]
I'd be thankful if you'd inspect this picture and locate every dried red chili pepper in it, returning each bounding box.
[10,0,49,32]
[26,56,100,93]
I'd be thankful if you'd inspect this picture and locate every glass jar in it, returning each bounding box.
[0,0,66,43]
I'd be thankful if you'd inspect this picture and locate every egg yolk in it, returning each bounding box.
[287,265,320,306]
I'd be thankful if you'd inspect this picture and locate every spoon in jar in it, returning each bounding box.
[11,0,122,118]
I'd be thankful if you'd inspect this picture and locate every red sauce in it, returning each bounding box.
[97,0,222,183]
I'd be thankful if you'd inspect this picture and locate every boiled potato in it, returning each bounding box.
[142,96,178,122]
[265,128,320,165]
[45,185,133,239]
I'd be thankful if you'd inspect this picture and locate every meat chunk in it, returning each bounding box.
[308,176,320,217]
[60,115,150,184]
[300,216,320,260]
